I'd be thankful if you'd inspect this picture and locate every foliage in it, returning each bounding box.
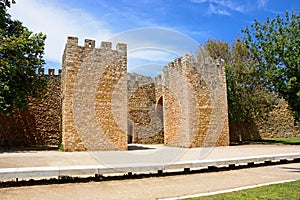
[242,10,300,121]
[0,0,47,115]
[187,180,300,200]
[59,144,64,151]
[204,39,275,124]
[203,39,230,63]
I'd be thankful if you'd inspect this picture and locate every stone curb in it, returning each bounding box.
[0,153,299,180]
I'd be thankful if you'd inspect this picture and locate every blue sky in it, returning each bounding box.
[9,0,300,76]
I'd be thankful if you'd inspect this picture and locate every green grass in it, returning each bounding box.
[261,137,300,145]
[186,180,300,200]
[59,144,64,151]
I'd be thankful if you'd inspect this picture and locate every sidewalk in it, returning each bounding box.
[0,145,300,181]
[1,162,300,200]
[1,144,300,167]
[1,144,300,200]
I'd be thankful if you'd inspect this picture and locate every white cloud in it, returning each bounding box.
[129,49,178,63]
[208,3,231,16]
[257,0,268,9]
[192,0,274,15]
[108,27,199,55]
[9,0,112,67]
[128,63,164,77]
[7,2,200,77]
[108,27,199,75]
[191,0,245,15]
[127,49,178,75]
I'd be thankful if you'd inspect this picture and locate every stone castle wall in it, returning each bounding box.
[0,42,230,149]
[230,99,300,141]
[163,53,229,147]
[127,52,230,148]
[1,36,297,150]
[61,37,128,151]
[257,99,300,139]
[127,73,164,144]
[0,69,61,146]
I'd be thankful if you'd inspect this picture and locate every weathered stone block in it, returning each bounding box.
[61,37,128,151]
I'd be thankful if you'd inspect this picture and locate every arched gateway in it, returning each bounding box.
[61,37,229,151]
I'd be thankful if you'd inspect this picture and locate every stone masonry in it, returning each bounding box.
[61,37,128,151]
[1,36,298,149]
[0,69,61,146]
[126,52,229,147]
[61,37,229,150]
[162,53,229,147]
[127,73,164,144]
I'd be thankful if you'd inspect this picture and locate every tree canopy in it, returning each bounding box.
[204,39,275,124]
[0,0,47,115]
[242,10,300,121]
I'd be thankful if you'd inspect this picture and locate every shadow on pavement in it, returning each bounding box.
[127,144,155,151]
[0,145,59,153]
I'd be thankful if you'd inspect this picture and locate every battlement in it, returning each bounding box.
[38,68,62,76]
[84,39,95,48]
[165,54,193,73]
[66,36,127,52]
[127,73,156,91]
[62,36,128,151]
[101,41,112,49]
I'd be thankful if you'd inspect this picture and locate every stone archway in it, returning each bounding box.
[61,37,229,151]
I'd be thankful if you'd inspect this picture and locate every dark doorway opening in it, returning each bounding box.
[156,96,164,124]
[127,121,133,144]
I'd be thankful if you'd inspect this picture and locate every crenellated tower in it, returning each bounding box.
[61,36,128,151]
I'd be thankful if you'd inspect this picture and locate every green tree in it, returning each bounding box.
[243,10,300,122]
[205,39,275,141]
[0,0,47,115]
[203,39,230,63]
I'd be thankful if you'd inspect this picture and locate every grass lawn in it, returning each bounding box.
[186,180,300,200]
[262,137,300,145]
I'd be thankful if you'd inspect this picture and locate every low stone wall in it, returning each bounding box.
[0,74,61,146]
[229,121,261,141]
[257,99,300,138]
[229,99,300,141]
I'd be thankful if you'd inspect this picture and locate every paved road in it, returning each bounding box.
[1,162,300,200]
